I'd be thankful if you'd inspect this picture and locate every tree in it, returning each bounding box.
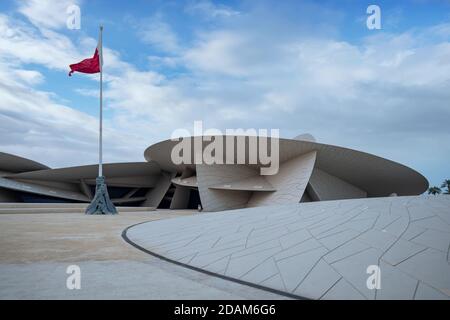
[428,186,442,195]
[441,179,450,194]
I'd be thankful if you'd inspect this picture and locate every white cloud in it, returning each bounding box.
[17,0,81,30]
[0,62,144,167]
[185,0,240,18]
[183,31,248,76]
[0,13,142,167]
[167,22,450,186]
[148,55,179,68]
[0,14,85,71]
[0,2,449,188]
[0,71,99,166]
[138,14,180,53]
[12,69,44,85]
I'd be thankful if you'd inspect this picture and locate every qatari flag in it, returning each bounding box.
[68,31,103,76]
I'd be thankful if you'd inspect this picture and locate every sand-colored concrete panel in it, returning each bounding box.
[309,168,367,201]
[196,164,257,211]
[142,171,175,207]
[170,186,191,209]
[172,175,198,188]
[0,152,49,173]
[247,151,316,207]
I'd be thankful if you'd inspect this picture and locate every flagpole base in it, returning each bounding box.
[85,176,118,215]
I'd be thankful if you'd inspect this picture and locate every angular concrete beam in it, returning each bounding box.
[170,185,191,209]
[196,164,258,212]
[209,175,276,192]
[0,177,88,202]
[172,176,198,188]
[308,168,367,201]
[142,171,175,207]
[247,151,317,207]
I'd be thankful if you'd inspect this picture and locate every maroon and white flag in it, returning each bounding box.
[68,32,103,76]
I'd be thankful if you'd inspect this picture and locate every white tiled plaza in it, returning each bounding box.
[126,195,450,300]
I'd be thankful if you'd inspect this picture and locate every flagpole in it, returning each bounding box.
[99,25,103,178]
[73,25,116,215]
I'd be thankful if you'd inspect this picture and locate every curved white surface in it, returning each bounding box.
[0,152,49,173]
[8,162,161,182]
[126,195,450,300]
[293,133,316,142]
[171,176,198,188]
[144,136,428,197]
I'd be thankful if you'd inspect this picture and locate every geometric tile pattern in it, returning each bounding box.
[125,195,450,300]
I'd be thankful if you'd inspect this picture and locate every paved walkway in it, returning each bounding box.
[0,210,284,299]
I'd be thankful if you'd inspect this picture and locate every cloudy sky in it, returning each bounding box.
[0,0,449,187]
